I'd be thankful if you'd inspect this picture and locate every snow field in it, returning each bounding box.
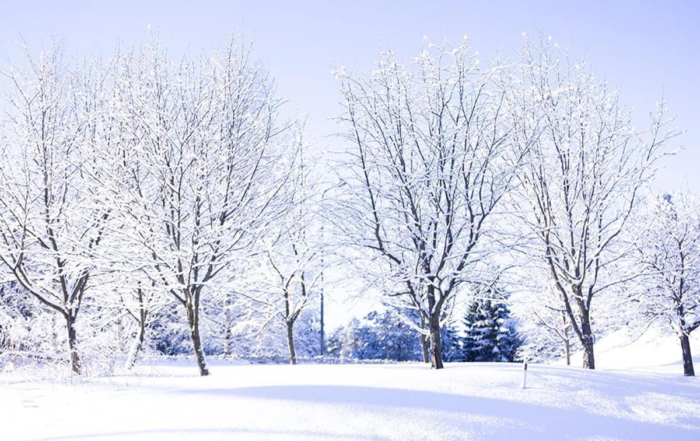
[2,358,699,441]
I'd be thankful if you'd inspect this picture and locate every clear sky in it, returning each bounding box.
[1,0,698,325]
[1,0,697,191]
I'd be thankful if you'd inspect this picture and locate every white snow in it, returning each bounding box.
[2,345,699,441]
[566,328,700,372]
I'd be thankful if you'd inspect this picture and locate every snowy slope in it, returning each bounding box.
[566,327,700,373]
[1,356,699,441]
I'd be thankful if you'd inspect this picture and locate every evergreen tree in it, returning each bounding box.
[441,321,464,362]
[462,293,521,362]
[327,310,424,362]
[356,310,423,361]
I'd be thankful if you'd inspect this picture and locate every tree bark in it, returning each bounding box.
[126,316,146,370]
[66,314,81,375]
[680,333,695,377]
[286,321,297,365]
[581,335,595,370]
[223,295,233,357]
[564,338,571,366]
[421,334,430,364]
[428,314,444,369]
[186,305,209,376]
[126,288,148,369]
[51,314,58,352]
[579,308,595,369]
[223,323,232,357]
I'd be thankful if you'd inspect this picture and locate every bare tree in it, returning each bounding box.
[333,38,517,369]
[233,139,328,365]
[109,275,168,369]
[507,35,679,369]
[515,284,575,365]
[0,45,110,374]
[631,191,700,376]
[104,38,295,376]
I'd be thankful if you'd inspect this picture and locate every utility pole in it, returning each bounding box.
[319,196,327,358]
[318,182,345,358]
[320,258,325,357]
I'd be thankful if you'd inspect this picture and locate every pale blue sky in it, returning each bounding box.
[1,0,697,192]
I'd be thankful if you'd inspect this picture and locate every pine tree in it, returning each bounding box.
[441,321,464,362]
[326,310,425,362]
[462,294,521,362]
[356,310,423,362]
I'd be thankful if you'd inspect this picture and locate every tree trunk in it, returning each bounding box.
[223,298,232,357]
[428,314,444,369]
[581,336,595,370]
[680,333,695,377]
[286,321,297,365]
[126,317,146,370]
[223,324,232,357]
[579,311,595,369]
[420,314,430,363]
[51,314,58,351]
[186,305,209,376]
[66,314,81,375]
[562,319,571,366]
[126,288,148,369]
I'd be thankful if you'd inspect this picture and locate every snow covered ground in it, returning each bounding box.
[2,333,699,441]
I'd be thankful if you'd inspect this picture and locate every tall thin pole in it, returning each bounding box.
[320,223,325,357]
[320,269,325,356]
[319,183,343,358]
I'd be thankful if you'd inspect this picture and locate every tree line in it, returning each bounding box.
[0,33,697,377]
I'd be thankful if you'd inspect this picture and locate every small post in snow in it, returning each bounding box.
[521,362,528,389]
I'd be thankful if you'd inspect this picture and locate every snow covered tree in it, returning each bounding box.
[325,310,423,362]
[513,282,576,365]
[102,38,297,376]
[440,320,464,362]
[334,318,361,362]
[505,35,679,369]
[149,302,191,356]
[461,291,520,362]
[631,192,700,376]
[0,45,111,374]
[232,138,327,365]
[334,37,519,369]
[111,276,169,369]
[0,282,58,357]
[238,214,323,365]
[325,309,461,363]
[356,310,423,362]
